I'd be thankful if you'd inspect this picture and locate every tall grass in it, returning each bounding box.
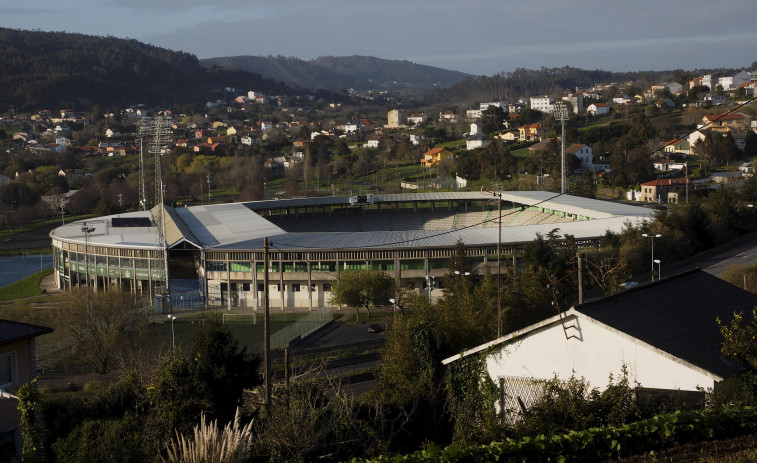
[162,408,253,463]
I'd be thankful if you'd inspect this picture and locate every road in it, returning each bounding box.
[653,231,757,280]
[0,225,58,251]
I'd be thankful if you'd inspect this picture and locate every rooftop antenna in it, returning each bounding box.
[554,102,569,194]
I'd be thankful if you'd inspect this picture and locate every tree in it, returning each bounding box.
[718,307,757,370]
[480,105,507,135]
[57,289,149,374]
[191,317,261,423]
[329,270,395,321]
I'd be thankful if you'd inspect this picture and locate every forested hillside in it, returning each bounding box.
[422,66,702,104]
[0,28,294,110]
[201,55,472,92]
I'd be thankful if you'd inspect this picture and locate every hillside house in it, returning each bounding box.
[566,144,593,173]
[439,110,457,122]
[466,134,490,150]
[421,147,454,167]
[640,178,691,204]
[0,320,53,461]
[518,123,548,142]
[442,270,756,421]
[587,103,610,116]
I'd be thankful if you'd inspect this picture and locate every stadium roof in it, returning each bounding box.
[50,192,655,252]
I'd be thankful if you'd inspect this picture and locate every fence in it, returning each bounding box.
[249,308,333,353]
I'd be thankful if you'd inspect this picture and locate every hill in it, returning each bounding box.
[0,28,296,110]
[200,55,472,92]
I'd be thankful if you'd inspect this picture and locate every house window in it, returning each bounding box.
[0,352,17,389]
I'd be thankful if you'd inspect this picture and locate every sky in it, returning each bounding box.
[4,0,757,76]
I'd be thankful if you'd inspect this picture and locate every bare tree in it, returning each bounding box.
[57,289,150,374]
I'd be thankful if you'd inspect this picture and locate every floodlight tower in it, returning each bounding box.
[137,118,150,211]
[554,102,569,194]
[148,115,174,301]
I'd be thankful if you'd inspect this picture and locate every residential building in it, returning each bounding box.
[407,113,426,125]
[387,109,406,128]
[469,123,482,136]
[663,139,690,155]
[442,270,757,421]
[0,319,53,461]
[421,147,454,167]
[640,178,691,204]
[699,113,749,131]
[701,93,726,106]
[562,93,584,114]
[530,96,555,113]
[465,134,490,150]
[566,144,593,173]
[438,110,457,122]
[587,103,610,116]
[718,70,751,90]
[518,123,549,141]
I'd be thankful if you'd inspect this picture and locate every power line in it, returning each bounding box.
[259,96,757,252]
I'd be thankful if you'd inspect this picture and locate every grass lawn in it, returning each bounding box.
[159,311,313,354]
[0,268,53,300]
[511,147,530,158]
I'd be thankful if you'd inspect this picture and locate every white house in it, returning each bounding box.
[703,93,726,106]
[340,121,360,133]
[465,134,490,150]
[718,70,751,90]
[443,270,755,417]
[530,96,554,113]
[587,103,610,116]
[470,123,482,136]
[566,144,593,173]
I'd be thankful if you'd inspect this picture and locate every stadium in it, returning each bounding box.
[49,191,654,311]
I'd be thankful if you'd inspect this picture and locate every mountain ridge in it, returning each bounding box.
[200,55,472,92]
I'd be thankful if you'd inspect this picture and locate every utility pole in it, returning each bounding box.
[263,237,271,409]
[206,174,212,204]
[577,252,584,305]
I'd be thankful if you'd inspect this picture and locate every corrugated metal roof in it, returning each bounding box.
[50,193,653,252]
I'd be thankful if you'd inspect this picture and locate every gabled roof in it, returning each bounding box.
[575,269,754,379]
[444,269,754,380]
[566,143,588,154]
[0,319,53,345]
[640,178,691,187]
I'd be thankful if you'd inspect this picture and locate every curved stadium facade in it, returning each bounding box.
[49,192,653,310]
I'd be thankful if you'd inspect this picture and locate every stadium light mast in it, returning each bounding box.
[554,102,569,194]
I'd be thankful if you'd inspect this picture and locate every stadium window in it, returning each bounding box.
[310,284,316,291]
[257,284,264,292]
[323,283,332,292]
[242,283,251,291]
[221,283,228,291]
[293,283,301,292]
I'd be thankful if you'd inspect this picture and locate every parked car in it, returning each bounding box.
[367,323,384,333]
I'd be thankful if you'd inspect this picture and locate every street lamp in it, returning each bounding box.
[389,298,397,321]
[425,274,435,303]
[81,223,95,291]
[167,314,177,349]
[454,271,471,276]
[642,233,662,281]
[654,259,662,280]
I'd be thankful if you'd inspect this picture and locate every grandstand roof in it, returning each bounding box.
[50,192,655,252]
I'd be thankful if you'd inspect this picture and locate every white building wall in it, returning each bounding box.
[484,315,718,392]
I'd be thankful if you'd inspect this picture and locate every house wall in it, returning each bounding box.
[0,338,34,457]
[484,315,718,393]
